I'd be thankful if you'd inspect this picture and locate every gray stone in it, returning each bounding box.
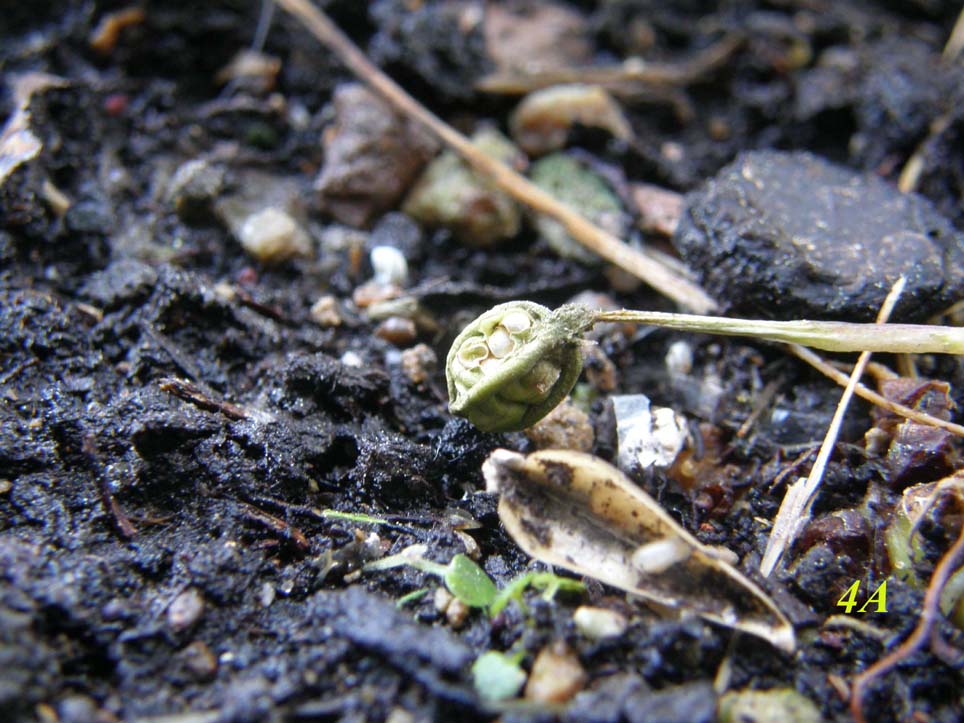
[673,151,964,321]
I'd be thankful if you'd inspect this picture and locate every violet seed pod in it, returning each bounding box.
[446,301,593,432]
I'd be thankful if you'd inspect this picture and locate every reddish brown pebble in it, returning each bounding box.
[103,93,129,117]
[632,183,684,237]
[180,640,218,680]
[352,281,400,308]
[375,316,417,346]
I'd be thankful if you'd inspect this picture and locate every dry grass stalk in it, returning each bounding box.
[274,0,717,313]
[759,278,904,577]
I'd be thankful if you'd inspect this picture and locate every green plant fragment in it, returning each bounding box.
[472,651,527,702]
[395,588,430,608]
[445,554,498,608]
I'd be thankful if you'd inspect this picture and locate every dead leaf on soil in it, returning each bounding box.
[483,448,795,651]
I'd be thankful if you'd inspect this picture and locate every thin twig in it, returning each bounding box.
[850,520,964,723]
[736,377,782,438]
[237,501,311,553]
[159,377,250,421]
[83,434,137,540]
[476,35,742,95]
[760,278,905,577]
[943,4,964,62]
[274,0,717,313]
[788,346,964,439]
[898,112,953,194]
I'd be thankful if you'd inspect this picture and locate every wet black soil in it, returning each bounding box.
[2,2,964,722]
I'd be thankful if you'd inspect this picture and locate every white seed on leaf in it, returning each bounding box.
[631,537,693,575]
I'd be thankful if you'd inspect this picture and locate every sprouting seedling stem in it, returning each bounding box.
[593,309,964,354]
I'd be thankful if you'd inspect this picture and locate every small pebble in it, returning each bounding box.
[57,695,101,723]
[340,351,364,368]
[631,182,683,237]
[310,295,343,327]
[180,640,218,680]
[168,587,205,631]
[572,606,629,640]
[718,688,822,723]
[403,128,523,248]
[214,49,281,93]
[400,343,438,385]
[524,641,587,704]
[384,708,416,723]
[525,400,594,452]
[237,207,312,264]
[352,280,401,308]
[434,586,454,613]
[316,84,437,227]
[665,340,693,376]
[166,159,225,222]
[375,316,417,347]
[445,597,470,629]
[484,2,590,73]
[259,582,276,608]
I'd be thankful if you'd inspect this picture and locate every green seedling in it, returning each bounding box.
[321,509,390,526]
[489,571,586,617]
[364,544,497,608]
[395,588,430,608]
[447,301,964,432]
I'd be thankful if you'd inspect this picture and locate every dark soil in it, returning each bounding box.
[2,2,964,722]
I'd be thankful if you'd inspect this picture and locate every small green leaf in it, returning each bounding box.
[444,554,497,608]
[472,651,527,702]
[396,588,429,608]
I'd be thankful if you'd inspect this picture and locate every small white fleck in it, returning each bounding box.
[665,340,693,376]
[370,245,409,286]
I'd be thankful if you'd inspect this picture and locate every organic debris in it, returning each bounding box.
[482,448,795,650]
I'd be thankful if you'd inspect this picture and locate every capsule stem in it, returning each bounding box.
[594,309,964,355]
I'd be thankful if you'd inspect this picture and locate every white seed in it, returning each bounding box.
[487,327,514,358]
[572,606,628,640]
[480,357,503,375]
[501,310,532,334]
[631,537,692,575]
[370,245,409,286]
[458,340,489,368]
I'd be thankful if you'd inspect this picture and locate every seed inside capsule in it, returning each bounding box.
[487,327,515,358]
[457,340,489,368]
[501,310,532,334]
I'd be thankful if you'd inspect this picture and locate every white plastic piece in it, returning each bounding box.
[612,394,690,472]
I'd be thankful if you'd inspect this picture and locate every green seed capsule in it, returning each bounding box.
[446,301,593,432]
